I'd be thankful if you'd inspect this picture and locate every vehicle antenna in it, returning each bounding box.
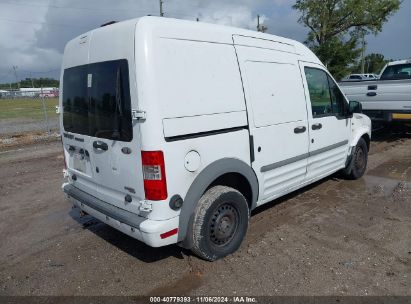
[159,0,164,17]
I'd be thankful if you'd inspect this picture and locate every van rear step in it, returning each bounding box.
[63,184,146,228]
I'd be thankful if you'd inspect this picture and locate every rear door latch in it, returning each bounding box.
[132,109,146,121]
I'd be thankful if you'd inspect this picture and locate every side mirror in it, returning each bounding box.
[348,100,362,115]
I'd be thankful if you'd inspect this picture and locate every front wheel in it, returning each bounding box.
[191,186,249,261]
[342,138,368,180]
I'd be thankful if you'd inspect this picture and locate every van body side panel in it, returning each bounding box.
[162,111,247,138]
[159,129,251,223]
[234,38,309,204]
[135,23,251,220]
[136,23,247,147]
[155,39,246,118]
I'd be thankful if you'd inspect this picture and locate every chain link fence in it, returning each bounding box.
[0,88,59,136]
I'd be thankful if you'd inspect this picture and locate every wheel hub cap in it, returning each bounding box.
[210,204,239,246]
[355,147,365,170]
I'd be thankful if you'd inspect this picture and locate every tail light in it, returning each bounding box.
[141,151,167,200]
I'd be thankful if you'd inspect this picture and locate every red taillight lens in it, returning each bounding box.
[141,151,167,201]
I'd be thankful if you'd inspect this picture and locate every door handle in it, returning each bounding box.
[367,92,377,97]
[311,123,322,130]
[294,126,306,134]
[93,140,108,151]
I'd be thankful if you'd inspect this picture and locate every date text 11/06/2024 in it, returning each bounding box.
[149,296,258,303]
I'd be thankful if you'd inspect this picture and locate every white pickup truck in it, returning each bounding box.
[340,59,411,124]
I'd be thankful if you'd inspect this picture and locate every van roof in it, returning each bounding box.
[67,16,322,66]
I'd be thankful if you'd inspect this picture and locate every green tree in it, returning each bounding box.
[293,0,401,80]
[0,78,59,90]
[352,53,390,74]
[312,36,361,80]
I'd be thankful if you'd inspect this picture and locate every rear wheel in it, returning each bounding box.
[191,186,249,261]
[343,138,368,180]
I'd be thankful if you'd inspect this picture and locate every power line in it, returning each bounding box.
[1,1,203,23]
[1,1,151,13]
[0,17,90,29]
[18,68,60,74]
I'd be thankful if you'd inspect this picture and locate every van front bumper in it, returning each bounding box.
[63,183,179,247]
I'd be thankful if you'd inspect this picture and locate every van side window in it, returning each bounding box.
[304,67,332,117]
[327,75,347,117]
[304,67,347,118]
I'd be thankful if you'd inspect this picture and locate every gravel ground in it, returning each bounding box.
[0,117,59,136]
[0,130,410,296]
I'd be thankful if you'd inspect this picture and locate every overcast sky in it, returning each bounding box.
[0,0,410,84]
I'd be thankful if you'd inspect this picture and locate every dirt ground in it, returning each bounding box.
[0,117,59,136]
[0,129,410,296]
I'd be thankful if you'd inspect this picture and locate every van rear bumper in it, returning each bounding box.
[63,183,179,247]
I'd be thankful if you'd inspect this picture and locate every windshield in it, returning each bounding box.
[380,63,411,80]
[63,59,132,141]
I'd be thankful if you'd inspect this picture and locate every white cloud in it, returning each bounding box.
[199,5,266,30]
[0,0,409,82]
[0,1,56,80]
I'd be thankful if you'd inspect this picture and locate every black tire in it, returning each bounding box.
[191,186,249,261]
[342,138,368,180]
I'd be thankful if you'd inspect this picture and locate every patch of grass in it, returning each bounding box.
[0,98,58,120]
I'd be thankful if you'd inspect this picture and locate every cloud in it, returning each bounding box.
[0,0,62,81]
[0,0,409,83]
[266,7,307,41]
[366,0,411,60]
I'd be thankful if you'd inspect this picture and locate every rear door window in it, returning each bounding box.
[63,59,132,141]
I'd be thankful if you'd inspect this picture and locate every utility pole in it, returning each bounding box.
[12,65,19,89]
[40,86,50,134]
[361,30,366,74]
[30,72,35,88]
[159,0,164,17]
[256,15,267,33]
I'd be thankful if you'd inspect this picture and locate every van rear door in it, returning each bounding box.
[62,21,145,214]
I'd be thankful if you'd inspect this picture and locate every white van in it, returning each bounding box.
[61,17,371,261]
